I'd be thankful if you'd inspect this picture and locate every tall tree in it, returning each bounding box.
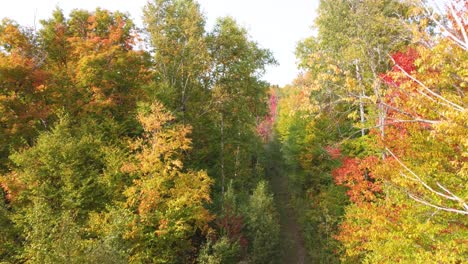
[39,8,149,127]
[207,17,275,194]
[143,0,209,121]
[110,102,213,263]
[281,0,415,260]
[0,19,49,171]
[297,0,412,138]
[331,1,468,262]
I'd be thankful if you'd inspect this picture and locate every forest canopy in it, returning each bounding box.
[0,0,466,263]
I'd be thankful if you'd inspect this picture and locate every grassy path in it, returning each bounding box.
[265,140,308,264]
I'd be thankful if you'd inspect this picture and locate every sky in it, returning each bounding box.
[0,0,319,86]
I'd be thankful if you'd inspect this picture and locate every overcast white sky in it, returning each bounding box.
[0,0,318,86]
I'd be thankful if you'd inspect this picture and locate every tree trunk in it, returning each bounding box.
[221,113,225,196]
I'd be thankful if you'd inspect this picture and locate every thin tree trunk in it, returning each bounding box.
[235,115,240,178]
[359,91,366,136]
[355,62,366,136]
[371,72,387,160]
[221,113,225,196]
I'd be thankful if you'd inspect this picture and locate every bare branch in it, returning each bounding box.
[436,182,468,211]
[409,193,468,215]
[447,2,468,47]
[386,118,440,125]
[387,148,468,215]
[391,62,464,112]
[398,172,458,202]
[380,102,417,119]
[421,0,468,50]
[387,148,457,201]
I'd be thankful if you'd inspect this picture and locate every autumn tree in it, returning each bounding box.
[331,1,468,262]
[296,0,412,138]
[275,0,416,261]
[0,19,49,171]
[0,7,149,174]
[39,8,149,128]
[100,102,213,263]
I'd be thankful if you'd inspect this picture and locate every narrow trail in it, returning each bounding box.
[265,140,308,264]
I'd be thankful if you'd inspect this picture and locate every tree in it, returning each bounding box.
[197,236,241,264]
[296,0,412,139]
[207,17,275,195]
[143,0,209,121]
[0,19,49,171]
[1,116,118,262]
[116,102,213,263]
[0,8,149,169]
[244,181,280,264]
[39,8,149,125]
[333,1,468,262]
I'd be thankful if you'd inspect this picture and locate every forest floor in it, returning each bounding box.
[265,139,308,264]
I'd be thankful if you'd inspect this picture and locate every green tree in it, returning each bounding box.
[207,17,275,196]
[2,116,120,262]
[197,236,241,264]
[244,181,280,264]
[143,0,209,120]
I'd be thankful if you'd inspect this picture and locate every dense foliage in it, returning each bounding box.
[276,0,467,263]
[1,0,466,263]
[0,1,279,263]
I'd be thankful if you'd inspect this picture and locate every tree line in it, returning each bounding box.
[1,0,467,263]
[0,0,280,263]
[275,0,467,263]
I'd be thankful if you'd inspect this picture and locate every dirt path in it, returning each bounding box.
[265,140,308,264]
